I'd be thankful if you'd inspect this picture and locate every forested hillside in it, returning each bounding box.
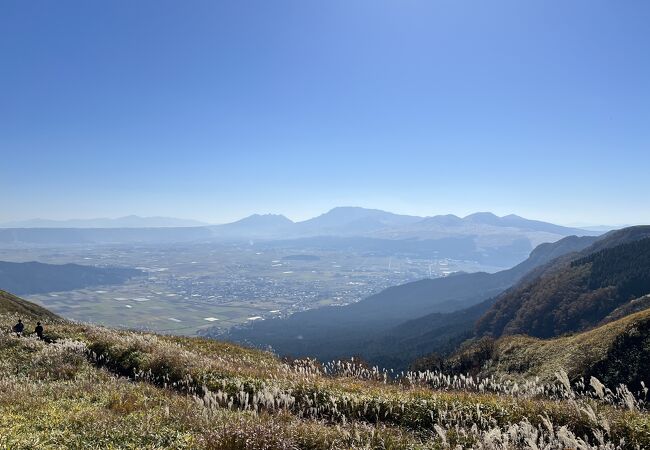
[477,234,650,338]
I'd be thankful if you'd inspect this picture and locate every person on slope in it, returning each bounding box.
[35,322,44,340]
[12,319,24,336]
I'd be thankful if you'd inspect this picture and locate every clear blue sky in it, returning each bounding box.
[1,1,649,225]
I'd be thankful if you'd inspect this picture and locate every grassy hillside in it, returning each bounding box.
[1,292,650,449]
[0,289,60,320]
[446,306,650,387]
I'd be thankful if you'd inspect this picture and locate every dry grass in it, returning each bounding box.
[484,308,650,381]
[1,310,649,449]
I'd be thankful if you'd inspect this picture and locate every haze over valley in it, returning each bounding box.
[0,207,595,336]
[3,2,650,447]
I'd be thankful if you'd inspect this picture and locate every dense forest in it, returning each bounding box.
[574,237,650,299]
[476,237,650,339]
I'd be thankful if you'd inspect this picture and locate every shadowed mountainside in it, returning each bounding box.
[0,261,142,295]
[226,235,598,365]
[476,226,650,339]
[405,226,650,378]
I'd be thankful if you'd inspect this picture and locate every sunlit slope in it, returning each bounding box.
[448,306,650,389]
[0,289,60,320]
[1,291,650,448]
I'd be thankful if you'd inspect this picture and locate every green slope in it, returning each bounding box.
[0,289,60,320]
[447,305,650,389]
[1,291,649,449]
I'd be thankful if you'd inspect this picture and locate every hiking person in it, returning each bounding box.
[35,322,44,340]
[13,319,24,336]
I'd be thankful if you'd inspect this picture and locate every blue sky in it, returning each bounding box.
[1,1,649,225]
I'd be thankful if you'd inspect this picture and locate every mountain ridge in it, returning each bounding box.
[476,226,650,339]
[1,209,598,269]
[404,225,650,372]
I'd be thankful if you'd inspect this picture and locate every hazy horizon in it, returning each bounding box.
[2,3,650,443]
[2,1,649,225]
[0,208,637,229]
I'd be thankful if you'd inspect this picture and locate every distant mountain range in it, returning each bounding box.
[209,214,294,239]
[208,207,600,265]
[293,207,423,236]
[4,208,594,237]
[209,207,594,241]
[208,207,423,239]
[0,207,600,268]
[0,215,208,228]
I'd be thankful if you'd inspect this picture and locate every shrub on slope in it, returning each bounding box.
[0,289,60,320]
[2,292,650,449]
[447,307,650,389]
